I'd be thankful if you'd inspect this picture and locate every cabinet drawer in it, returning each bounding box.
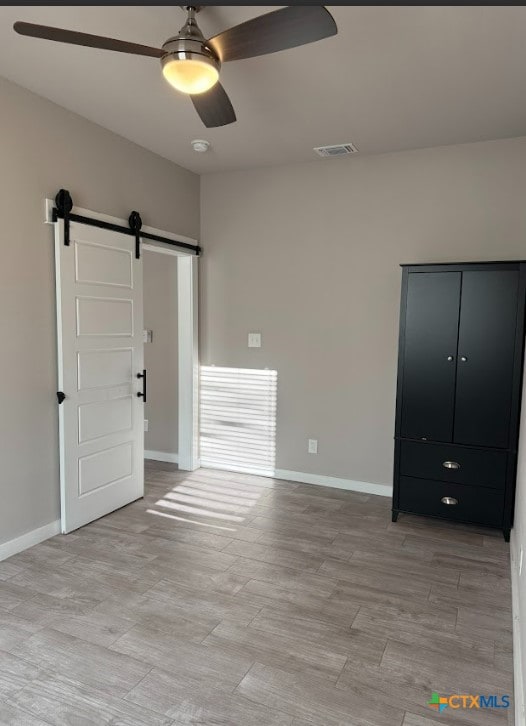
[399,441,507,490]
[398,476,504,527]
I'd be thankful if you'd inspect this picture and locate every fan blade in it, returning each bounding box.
[13,21,164,58]
[191,83,236,128]
[208,6,337,63]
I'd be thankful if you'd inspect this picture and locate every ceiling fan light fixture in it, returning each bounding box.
[162,52,219,95]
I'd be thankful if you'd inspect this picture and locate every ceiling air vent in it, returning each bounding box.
[313,142,358,158]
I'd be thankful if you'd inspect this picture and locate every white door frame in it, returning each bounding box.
[46,200,200,473]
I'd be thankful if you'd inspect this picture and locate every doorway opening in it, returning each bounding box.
[143,250,177,464]
[141,241,199,473]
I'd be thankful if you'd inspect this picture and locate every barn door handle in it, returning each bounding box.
[57,391,66,405]
[137,370,147,403]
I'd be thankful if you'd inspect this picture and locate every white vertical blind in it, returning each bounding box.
[200,366,277,476]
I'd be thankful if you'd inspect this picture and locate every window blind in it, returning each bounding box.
[200,366,277,476]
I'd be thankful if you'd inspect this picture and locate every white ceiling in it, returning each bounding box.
[1,5,526,174]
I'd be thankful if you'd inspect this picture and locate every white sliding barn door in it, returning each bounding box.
[55,220,144,533]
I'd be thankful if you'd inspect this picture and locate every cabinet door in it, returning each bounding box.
[400,272,461,441]
[454,270,519,448]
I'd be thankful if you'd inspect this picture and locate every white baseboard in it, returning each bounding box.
[201,462,276,477]
[145,450,179,464]
[511,530,525,726]
[0,520,61,562]
[274,469,392,498]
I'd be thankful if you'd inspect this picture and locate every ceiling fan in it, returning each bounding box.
[13,6,337,129]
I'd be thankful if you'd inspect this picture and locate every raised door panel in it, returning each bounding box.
[79,442,133,496]
[76,297,133,337]
[77,349,133,390]
[75,240,133,288]
[454,270,519,448]
[400,272,461,442]
[78,396,133,443]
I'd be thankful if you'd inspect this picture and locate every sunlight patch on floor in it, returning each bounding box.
[147,469,269,531]
[146,508,237,532]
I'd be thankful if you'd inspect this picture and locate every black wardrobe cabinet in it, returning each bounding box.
[392,262,526,542]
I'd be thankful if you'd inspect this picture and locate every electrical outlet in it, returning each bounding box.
[248,333,261,348]
[308,439,318,454]
[144,419,149,432]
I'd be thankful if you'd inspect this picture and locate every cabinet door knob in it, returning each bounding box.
[460,356,468,362]
[443,460,460,469]
[447,355,454,361]
[441,496,458,506]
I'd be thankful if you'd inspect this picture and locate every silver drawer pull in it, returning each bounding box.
[441,496,458,506]
[442,460,460,470]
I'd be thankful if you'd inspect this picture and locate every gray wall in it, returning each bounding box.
[144,251,178,455]
[0,76,199,545]
[200,136,526,486]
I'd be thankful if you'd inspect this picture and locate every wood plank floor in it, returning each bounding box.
[0,461,514,725]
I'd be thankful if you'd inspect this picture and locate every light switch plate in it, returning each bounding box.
[248,332,261,348]
[144,419,149,432]
[143,330,153,343]
[308,439,318,454]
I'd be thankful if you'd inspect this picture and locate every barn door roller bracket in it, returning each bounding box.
[54,189,73,246]
[129,211,143,260]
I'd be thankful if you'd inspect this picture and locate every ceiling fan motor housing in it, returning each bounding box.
[161,7,220,89]
[161,38,220,71]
